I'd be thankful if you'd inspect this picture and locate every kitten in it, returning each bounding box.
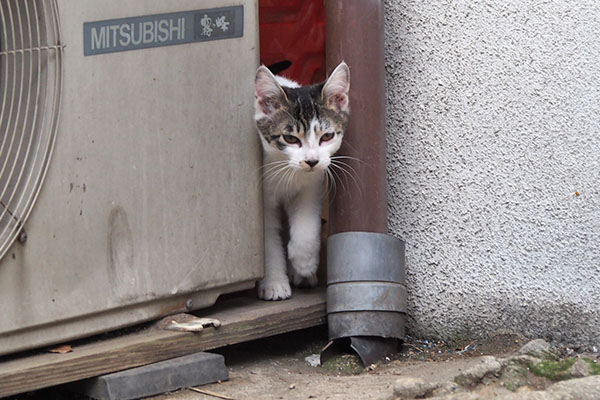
[254,62,350,300]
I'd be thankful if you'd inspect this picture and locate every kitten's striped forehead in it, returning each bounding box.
[282,84,323,136]
[255,81,349,144]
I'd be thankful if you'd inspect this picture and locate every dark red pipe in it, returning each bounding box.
[326,0,388,234]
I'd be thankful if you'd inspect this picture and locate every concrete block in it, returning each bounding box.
[69,352,228,400]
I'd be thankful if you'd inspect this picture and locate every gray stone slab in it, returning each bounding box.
[69,352,228,400]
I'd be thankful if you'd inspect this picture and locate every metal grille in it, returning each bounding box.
[0,0,63,260]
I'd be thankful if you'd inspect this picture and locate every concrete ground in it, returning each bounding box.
[8,326,599,400]
[149,327,524,400]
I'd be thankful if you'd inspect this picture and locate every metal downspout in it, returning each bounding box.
[324,0,407,366]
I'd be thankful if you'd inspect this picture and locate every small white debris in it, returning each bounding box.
[165,318,221,332]
[305,354,321,367]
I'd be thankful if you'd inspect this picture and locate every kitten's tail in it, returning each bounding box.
[266,60,292,75]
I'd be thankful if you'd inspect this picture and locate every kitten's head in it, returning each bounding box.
[254,62,350,172]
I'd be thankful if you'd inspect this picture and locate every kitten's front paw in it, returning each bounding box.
[258,278,292,301]
[290,269,318,288]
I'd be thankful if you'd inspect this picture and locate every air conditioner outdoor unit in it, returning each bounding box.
[0,0,262,356]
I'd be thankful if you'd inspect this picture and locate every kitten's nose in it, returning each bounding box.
[306,160,318,168]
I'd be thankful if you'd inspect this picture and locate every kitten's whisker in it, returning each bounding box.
[330,155,368,166]
[330,161,363,198]
[263,164,290,186]
[331,162,361,193]
[331,159,359,174]
[273,167,293,198]
[329,157,365,196]
[261,159,289,165]
[259,161,290,179]
[284,168,297,203]
[261,166,283,184]
[258,160,288,169]
[330,155,362,161]
[331,159,362,187]
[272,169,286,197]
[325,169,337,204]
[261,163,289,180]
[327,165,348,194]
[339,141,362,156]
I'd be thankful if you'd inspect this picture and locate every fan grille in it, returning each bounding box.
[0,0,63,260]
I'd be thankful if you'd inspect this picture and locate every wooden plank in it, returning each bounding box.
[0,289,326,397]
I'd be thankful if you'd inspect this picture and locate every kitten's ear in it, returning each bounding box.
[322,61,350,113]
[255,65,287,118]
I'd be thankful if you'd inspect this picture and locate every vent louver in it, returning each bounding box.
[0,0,63,260]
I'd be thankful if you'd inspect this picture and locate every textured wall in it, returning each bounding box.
[384,0,600,348]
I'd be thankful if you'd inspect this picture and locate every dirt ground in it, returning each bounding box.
[150,326,529,400]
[9,326,591,400]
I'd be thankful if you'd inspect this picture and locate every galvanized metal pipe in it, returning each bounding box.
[327,231,406,340]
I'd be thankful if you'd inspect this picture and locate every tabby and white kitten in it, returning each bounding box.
[254,62,350,300]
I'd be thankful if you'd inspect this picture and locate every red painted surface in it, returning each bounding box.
[259,0,326,85]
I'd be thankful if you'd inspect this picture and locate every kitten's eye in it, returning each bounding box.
[283,135,301,145]
[320,132,335,143]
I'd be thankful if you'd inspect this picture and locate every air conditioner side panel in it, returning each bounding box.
[0,0,263,355]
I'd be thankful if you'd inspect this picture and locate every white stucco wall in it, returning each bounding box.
[384,0,600,348]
